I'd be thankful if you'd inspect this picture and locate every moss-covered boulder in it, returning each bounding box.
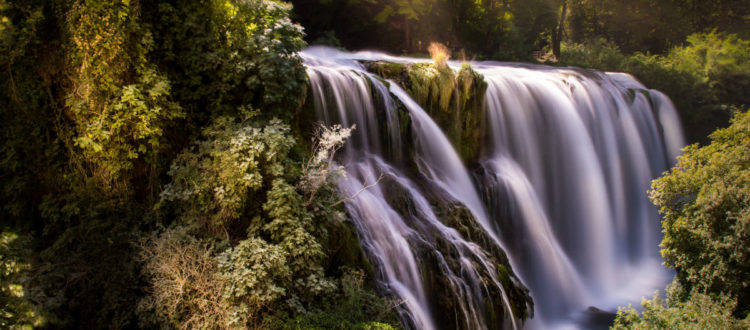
[430,198,534,322]
[362,61,488,164]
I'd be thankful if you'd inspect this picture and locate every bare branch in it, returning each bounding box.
[332,172,385,207]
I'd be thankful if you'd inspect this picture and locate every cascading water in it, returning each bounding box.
[477,64,684,328]
[301,47,685,329]
[305,52,525,330]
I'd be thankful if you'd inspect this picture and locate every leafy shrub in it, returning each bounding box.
[668,32,750,107]
[159,111,296,234]
[145,0,308,121]
[66,0,183,184]
[266,268,400,330]
[0,231,45,329]
[649,109,750,316]
[216,237,291,327]
[612,289,750,329]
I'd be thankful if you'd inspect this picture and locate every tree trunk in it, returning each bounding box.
[404,16,411,52]
[553,0,567,60]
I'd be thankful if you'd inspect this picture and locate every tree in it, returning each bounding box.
[650,108,750,316]
[373,0,436,51]
[612,289,750,329]
[552,0,567,59]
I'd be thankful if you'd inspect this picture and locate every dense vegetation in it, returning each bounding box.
[0,0,398,328]
[293,0,748,60]
[612,109,750,328]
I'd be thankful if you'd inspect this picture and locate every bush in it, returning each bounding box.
[649,109,750,316]
[159,111,296,235]
[0,231,45,329]
[266,268,400,330]
[144,0,308,122]
[612,289,750,329]
[138,228,229,329]
[668,32,750,107]
[65,0,183,184]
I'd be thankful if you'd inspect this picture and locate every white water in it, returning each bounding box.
[302,46,685,329]
[478,64,684,327]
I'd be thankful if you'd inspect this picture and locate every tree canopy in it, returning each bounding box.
[650,108,750,317]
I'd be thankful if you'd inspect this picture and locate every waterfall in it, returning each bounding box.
[302,47,685,329]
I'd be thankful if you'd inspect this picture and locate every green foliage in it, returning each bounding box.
[611,289,750,329]
[160,112,296,233]
[2,0,393,328]
[292,0,563,60]
[567,0,687,54]
[567,0,749,54]
[0,231,45,329]
[1,3,151,326]
[259,178,336,306]
[649,109,750,316]
[669,32,750,107]
[145,0,308,122]
[295,0,747,61]
[266,268,400,330]
[66,0,184,184]
[0,0,58,224]
[217,237,291,326]
[28,209,145,328]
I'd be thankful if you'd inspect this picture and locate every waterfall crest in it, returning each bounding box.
[302,46,685,329]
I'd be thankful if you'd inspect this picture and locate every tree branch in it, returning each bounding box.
[332,172,385,207]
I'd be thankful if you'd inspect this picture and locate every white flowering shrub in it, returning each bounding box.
[299,124,355,205]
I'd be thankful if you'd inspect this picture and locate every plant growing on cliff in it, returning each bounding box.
[159,110,296,235]
[300,123,355,205]
[649,108,750,317]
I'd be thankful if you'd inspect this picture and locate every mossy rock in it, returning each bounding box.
[376,177,533,328]
[362,61,488,164]
[362,61,409,86]
[429,197,534,322]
